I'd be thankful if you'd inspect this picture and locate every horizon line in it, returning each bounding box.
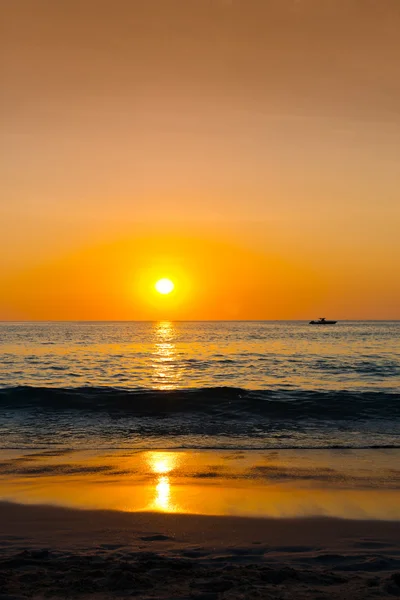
[1,319,399,324]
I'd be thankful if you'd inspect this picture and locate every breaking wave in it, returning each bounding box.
[1,386,399,421]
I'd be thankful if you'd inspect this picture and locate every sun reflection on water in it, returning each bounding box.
[151,321,181,389]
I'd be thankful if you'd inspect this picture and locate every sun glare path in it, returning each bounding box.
[155,278,174,295]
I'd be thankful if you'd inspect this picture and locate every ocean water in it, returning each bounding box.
[0,321,399,450]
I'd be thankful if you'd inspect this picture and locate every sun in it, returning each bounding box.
[155,278,175,295]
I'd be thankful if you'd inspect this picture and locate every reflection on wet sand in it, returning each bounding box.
[154,477,171,511]
[1,449,400,521]
[148,451,179,512]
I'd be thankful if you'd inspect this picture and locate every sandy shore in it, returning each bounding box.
[1,501,400,599]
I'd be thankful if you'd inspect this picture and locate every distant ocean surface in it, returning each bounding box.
[0,321,399,450]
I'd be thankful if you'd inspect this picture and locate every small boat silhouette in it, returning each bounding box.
[309,317,337,325]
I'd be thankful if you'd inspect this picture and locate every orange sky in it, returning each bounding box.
[1,0,399,320]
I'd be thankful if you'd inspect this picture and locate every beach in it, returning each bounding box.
[1,502,400,599]
[1,447,400,598]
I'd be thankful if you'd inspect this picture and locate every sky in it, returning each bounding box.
[1,0,399,320]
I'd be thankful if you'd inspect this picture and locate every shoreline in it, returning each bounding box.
[3,500,400,544]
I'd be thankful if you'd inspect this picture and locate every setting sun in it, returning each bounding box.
[155,278,175,295]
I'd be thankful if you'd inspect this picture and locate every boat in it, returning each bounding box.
[309,317,337,325]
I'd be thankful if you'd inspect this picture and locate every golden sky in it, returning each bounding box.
[1,0,399,319]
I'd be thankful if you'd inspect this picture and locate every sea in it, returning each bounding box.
[0,321,399,451]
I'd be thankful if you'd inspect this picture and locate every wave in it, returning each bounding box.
[0,386,399,420]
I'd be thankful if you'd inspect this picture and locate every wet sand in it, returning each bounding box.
[1,448,400,519]
[1,501,400,599]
